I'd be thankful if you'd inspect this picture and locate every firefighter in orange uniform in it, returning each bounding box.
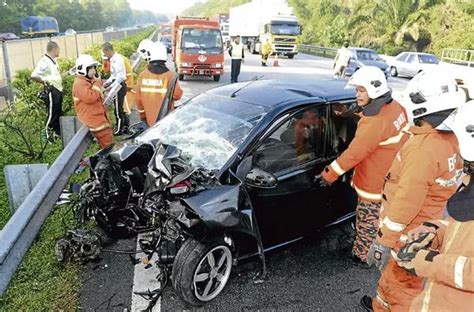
[393,101,474,312]
[135,40,183,127]
[362,72,466,311]
[72,54,114,149]
[319,66,409,267]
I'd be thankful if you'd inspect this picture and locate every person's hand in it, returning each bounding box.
[367,241,391,271]
[314,174,331,187]
[407,223,438,245]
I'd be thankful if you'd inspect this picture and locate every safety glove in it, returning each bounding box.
[314,174,330,187]
[367,241,391,271]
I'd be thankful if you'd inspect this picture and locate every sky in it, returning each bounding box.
[127,0,204,15]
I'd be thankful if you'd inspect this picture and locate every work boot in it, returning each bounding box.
[349,253,372,269]
[360,295,373,311]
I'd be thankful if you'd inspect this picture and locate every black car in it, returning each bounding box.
[77,79,359,306]
[161,35,172,53]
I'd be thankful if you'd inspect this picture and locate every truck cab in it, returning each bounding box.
[173,17,224,82]
[252,15,301,58]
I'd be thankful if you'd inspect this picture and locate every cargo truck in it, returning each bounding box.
[172,17,224,81]
[211,14,230,46]
[229,0,301,58]
[20,16,59,37]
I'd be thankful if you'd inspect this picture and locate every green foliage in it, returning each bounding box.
[289,0,474,55]
[182,0,251,17]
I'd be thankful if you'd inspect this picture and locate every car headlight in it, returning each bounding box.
[212,63,223,68]
[181,62,190,67]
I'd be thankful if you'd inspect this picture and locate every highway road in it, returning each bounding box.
[79,51,410,311]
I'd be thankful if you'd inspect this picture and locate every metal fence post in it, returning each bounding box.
[75,34,79,57]
[1,41,13,104]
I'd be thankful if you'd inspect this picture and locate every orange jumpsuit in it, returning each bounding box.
[408,217,474,311]
[374,124,463,311]
[135,67,183,127]
[322,100,409,261]
[72,76,114,149]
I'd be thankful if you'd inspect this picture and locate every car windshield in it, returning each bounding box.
[356,50,380,61]
[161,36,171,43]
[136,95,270,170]
[271,23,300,35]
[418,54,439,64]
[181,28,223,53]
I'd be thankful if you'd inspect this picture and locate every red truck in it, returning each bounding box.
[172,17,224,82]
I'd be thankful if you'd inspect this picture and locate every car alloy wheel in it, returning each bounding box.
[193,245,232,302]
[390,67,398,77]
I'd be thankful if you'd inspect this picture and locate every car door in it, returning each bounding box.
[394,52,407,74]
[243,104,344,248]
[405,53,418,77]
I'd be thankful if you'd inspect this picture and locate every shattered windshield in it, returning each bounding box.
[136,95,270,170]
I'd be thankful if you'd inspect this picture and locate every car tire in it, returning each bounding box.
[287,54,294,59]
[390,66,398,77]
[172,237,233,306]
[178,74,184,81]
[213,75,220,82]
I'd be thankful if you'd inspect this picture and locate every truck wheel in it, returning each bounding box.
[213,75,220,82]
[287,54,294,59]
[178,74,184,81]
[172,237,233,306]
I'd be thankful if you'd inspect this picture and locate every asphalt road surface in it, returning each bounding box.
[79,51,409,311]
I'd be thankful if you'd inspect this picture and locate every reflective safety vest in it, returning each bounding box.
[230,42,244,59]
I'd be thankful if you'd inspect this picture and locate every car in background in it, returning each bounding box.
[105,26,115,32]
[388,52,439,78]
[78,78,359,306]
[64,29,77,36]
[0,33,20,41]
[344,48,390,78]
[160,34,172,53]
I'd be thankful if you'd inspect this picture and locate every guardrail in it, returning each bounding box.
[0,28,157,296]
[441,48,474,68]
[299,44,338,58]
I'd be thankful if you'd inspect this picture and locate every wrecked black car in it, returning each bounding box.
[76,79,359,306]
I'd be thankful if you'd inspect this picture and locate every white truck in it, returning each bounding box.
[229,0,301,58]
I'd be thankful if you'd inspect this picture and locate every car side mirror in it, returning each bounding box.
[236,155,253,181]
[126,121,148,139]
[245,167,278,189]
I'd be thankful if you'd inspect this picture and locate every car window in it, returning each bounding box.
[418,54,439,64]
[396,53,407,62]
[252,106,328,174]
[325,102,358,158]
[406,54,417,63]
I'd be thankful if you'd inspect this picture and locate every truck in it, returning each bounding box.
[172,17,224,82]
[229,0,301,58]
[210,14,230,46]
[20,16,59,37]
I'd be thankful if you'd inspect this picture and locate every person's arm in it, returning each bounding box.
[135,73,146,122]
[31,60,48,85]
[228,45,233,57]
[172,80,183,101]
[242,46,245,60]
[74,80,103,104]
[105,55,126,85]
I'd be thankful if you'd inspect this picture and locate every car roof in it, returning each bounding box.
[205,79,355,108]
[350,47,376,52]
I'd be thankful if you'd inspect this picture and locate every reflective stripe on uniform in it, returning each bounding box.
[439,219,449,226]
[379,124,410,146]
[435,169,464,187]
[421,281,434,312]
[352,183,383,201]
[330,160,346,176]
[137,109,145,113]
[89,123,111,132]
[140,87,167,93]
[73,97,80,102]
[399,234,408,243]
[92,86,102,93]
[382,216,406,232]
[376,292,389,309]
[454,256,468,289]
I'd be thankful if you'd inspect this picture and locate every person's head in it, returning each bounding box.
[346,66,390,107]
[301,110,319,126]
[47,41,60,58]
[75,54,99,79]
[343,41,349,48]
[234,36,240,44]
[403,71,466,128]
[102,42,114,59]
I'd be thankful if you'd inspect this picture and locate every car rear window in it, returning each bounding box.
[418,54,439,64]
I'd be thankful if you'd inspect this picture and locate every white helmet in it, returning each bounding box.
[346,66,390,99]
[442,101,474,161]
[137,39,154,62]
[148,42,168,62]
[402,71,466,127]
[75,54,99,76]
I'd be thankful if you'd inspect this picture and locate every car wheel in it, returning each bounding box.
[172,237,233,306]
[213,75,220,82]
[178,74,184,81]
[287,54,294,59]
[390,66,398,77]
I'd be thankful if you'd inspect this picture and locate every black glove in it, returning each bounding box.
[367,241,391,271]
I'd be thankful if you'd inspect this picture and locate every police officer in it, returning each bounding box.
[229,35,245,83]
[31,41,63,140]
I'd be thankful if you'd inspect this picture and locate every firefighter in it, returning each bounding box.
[102,42,129,135]
[261,39,272,66]
[393,100,474,312]
[319,66,409,267]
[72,55,114,149]
[362,72,466,311]
[229,35,245,83]
[31,41,63,140]
[135,41,183,127]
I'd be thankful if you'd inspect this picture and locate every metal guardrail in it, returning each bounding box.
[0,28,157,296]
[441,48,474,68]
[299,44,338,58]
